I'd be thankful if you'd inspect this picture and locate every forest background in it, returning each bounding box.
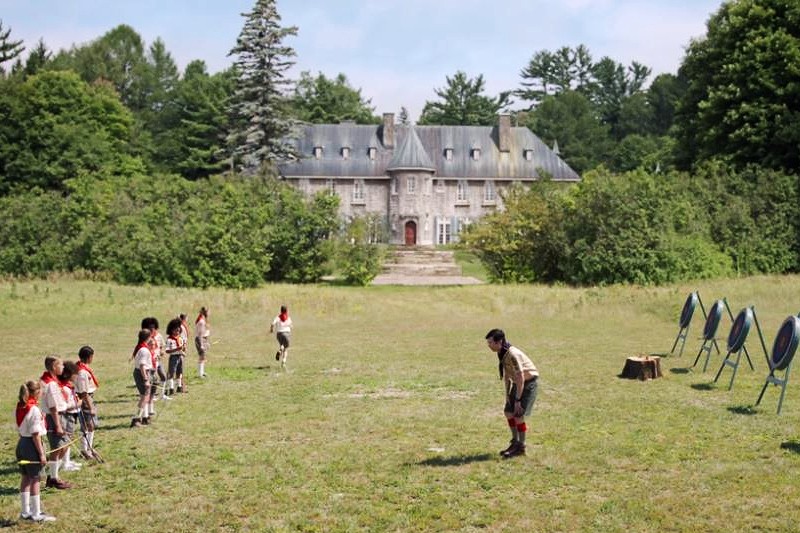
[0,0,798,288]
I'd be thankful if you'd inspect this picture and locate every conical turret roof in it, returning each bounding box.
[386,126,435,172]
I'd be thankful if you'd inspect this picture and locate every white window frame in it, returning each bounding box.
[472,148,481,161]
[368,147,377,160]
[342,147,350,160]
[424,177,431,195]
[391,178,398,195]
[353,179,365,202]
[483,180,496,203]
[407,176,416,194]
[445,148,453,161]
[326,178,336,196]
[456,180,468,202]
[314,146,323,159]
[437,219,452,245]
[524,149,533,161]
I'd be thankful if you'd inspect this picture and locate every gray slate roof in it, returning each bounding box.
[279,123,580,181]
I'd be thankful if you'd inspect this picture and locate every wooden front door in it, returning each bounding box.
[404,221,417,246]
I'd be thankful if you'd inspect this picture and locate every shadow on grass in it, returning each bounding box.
[780,440,800,453]
[416,453,493,467]
[0,518,19,527]
[669,368,692,374]
[690,383,716,391]
[99,422,135,431]
[727,405,758,415]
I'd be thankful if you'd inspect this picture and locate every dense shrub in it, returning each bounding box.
[462,163,796,285]
[0,172,340,288]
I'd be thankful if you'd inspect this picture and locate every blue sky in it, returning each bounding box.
[1,0,723,120]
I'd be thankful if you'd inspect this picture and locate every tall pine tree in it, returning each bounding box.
[0,20,24,74]
[227,0,298,170]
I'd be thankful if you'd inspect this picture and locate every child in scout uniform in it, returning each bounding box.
[15,380,56,522]
[75,345,100,460]
[131,330,154,427]
[58,361,82,472]
[165,318,184,396]
[39,356,72,489]
[194,307,210,377]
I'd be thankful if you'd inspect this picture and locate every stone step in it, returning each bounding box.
[382,263,463,276]
[390,251,455,264]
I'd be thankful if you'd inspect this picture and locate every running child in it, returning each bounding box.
[39,356,72,489]
[75,346,99,461]
[270,305,293,369]
[15,380,56,522]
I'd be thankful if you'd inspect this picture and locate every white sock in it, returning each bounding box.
[148,401,154,414]
[30,494,41,516]
[168,378,174,390]
[137,407,144,419]
[20,491,30,516]
[199,362,205,375]
[48,460,60,479]
[88,431,94,448]
[81,434,89,453]
[64,447,72,465]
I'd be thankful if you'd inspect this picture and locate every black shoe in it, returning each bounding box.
[275,351,281,361]
[176,386,183,393]
[168,388,175,396]
[503,442,526,458]
[141,417,150,425]
[499,440,517,456]
[130,418,142,428]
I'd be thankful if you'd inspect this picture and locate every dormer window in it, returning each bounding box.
[368,147,377,160]
[444,148,453,161]
[524,149,533,161]
[472,148,481,161]
[342,147,350,160]
[313,146,323,159]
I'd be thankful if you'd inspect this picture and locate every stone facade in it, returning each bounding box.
[278,114,580,246]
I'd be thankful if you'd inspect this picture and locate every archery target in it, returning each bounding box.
[771,316,800,371]
[679,292,698,329]
[702,300,724,341]
[727,308,753,352]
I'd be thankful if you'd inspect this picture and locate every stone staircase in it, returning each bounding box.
[371,247,483,285]
[383,248,462,276]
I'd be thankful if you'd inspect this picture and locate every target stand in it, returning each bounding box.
[756,316,800,414]
[670,292,707,357]
[692,298,733,372]
[713,306,761,390]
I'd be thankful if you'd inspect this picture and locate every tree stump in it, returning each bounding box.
[620,356,662,380]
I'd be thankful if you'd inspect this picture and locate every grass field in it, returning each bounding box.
[2,276,800,532]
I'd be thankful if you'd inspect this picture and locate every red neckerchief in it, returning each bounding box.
[168,334,182,350]
[196,314,205,324]
[16,398,38,427]
[279,312,288,322]
[41,371,69,402]
[77,361,99,388]
[133,341,152,364]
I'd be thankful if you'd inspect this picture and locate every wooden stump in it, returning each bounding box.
[620,356,662,380]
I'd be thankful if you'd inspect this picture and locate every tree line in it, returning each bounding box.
[0,0,797,286]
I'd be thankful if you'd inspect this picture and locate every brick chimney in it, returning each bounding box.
[382,113,395,149]
[498,114,511,152]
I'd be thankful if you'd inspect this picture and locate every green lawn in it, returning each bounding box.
[2,277,800,532]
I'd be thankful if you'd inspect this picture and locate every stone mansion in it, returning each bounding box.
[277,113,580,246]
